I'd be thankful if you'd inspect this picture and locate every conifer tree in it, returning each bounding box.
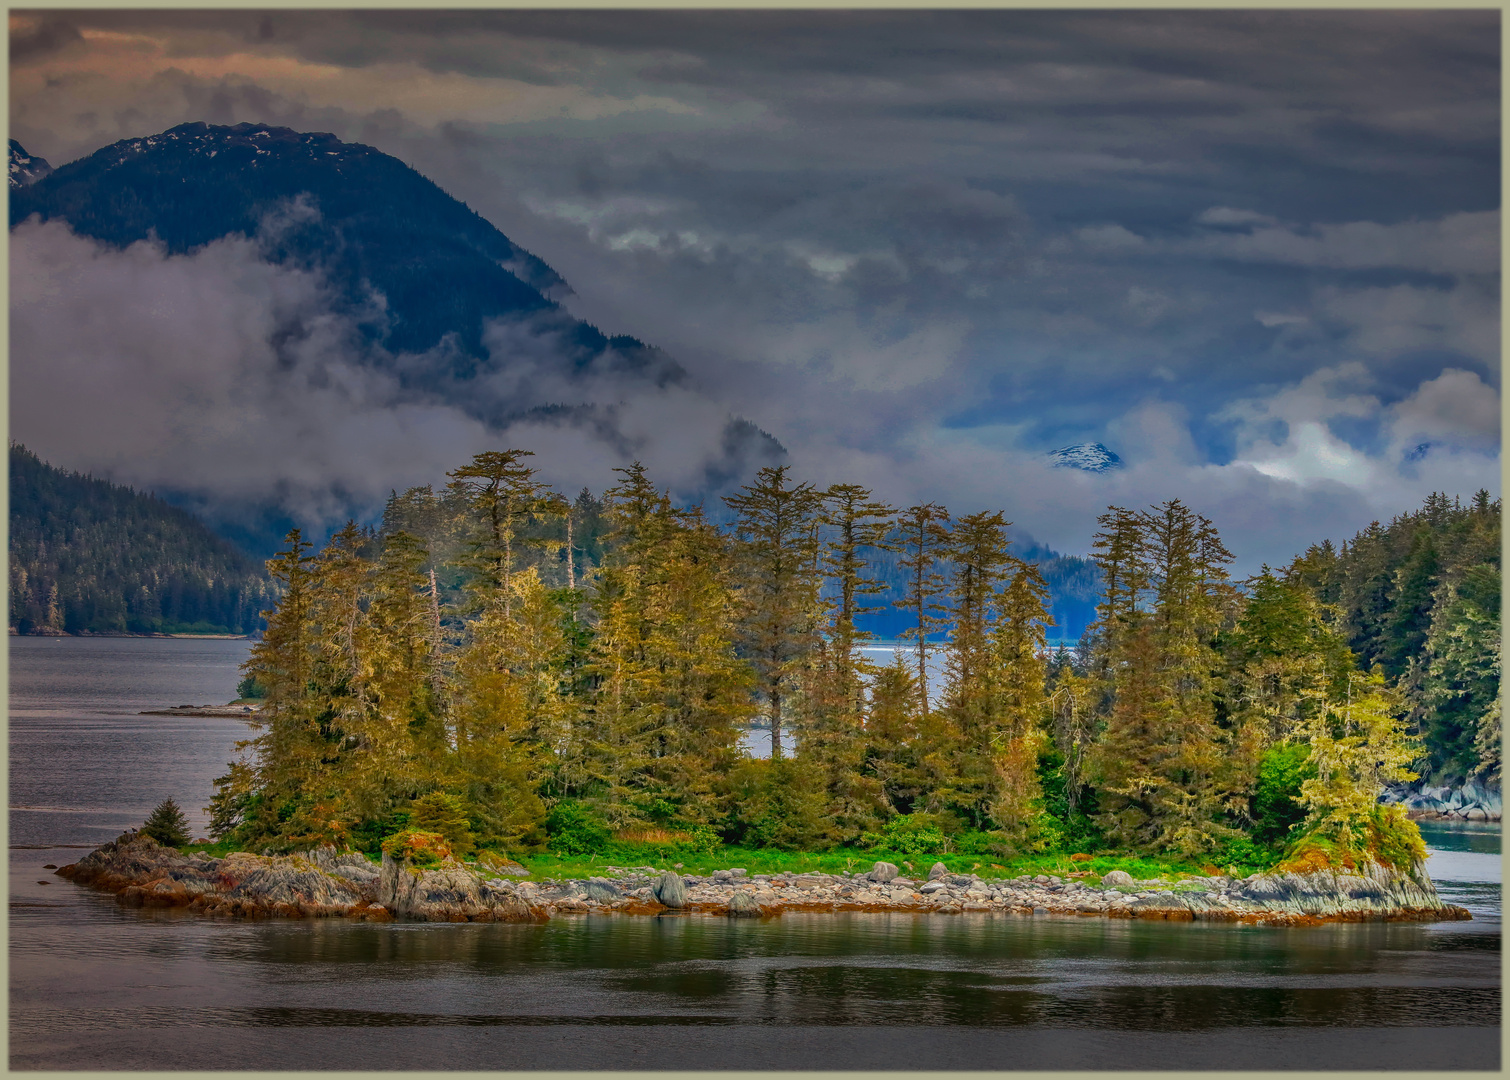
[142,797,192,847]
[939,511,1015,827]
[892,502,952,716]
[988,558,1054,843]
[582,464,750,829]
[233,529,327,847]
[447,450,559,620]
[1088,501,1236,854]
[725,466,823,759]
[1296,668,1420,857]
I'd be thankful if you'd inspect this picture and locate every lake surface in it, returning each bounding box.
[9,636,1501,1070]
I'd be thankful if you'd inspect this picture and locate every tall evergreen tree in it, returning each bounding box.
[725,466,823,760]
[891,502,952,717]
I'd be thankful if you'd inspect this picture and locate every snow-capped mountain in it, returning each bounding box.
[1047,442,1124,472]
[9,140,53,189]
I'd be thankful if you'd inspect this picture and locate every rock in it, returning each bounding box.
[1465,806,1488,821]
[583,880,621,903]
[653,870,688,908]
[868,861,899,883]
[946,874,973,887]
[920,881,947,894]
[928,862,949,881]
[477,852,531,877]
[727,890,760,917]
[729,868,748,878]
[379,853,538,922]
[1100,870,1135,887]
[712,870,734,883]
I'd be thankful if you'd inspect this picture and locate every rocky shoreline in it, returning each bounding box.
[56,833,1469,927]
[1383,777,1502,822]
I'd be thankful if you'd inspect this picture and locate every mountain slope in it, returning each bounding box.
[9,444,276,635]
[9,139,52,188]
[8,123,709,402]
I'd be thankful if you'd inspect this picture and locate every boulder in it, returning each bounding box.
[653,870,688,908]
[583,879,621,903]
[727,890,760,917]
[928,862,949,881]
[379,852,537,922]
[1465,806,1488,821]
[1100,870,1135,888]
[868,861,899,883]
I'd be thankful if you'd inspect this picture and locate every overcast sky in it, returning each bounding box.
[9,9,1501,568]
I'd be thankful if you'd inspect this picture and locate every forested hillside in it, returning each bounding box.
[214,447,1454,881]
[9,444,276,635]
[1288,490,1501,784]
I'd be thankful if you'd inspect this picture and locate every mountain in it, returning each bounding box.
[1047,442,1123,473]
[9,444,276,635]
[10,124,781,449]
[9,139,52,188]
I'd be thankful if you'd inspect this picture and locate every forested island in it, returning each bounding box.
[191,449,1498,893]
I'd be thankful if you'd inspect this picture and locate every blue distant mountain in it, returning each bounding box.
[1047,442,1123,472]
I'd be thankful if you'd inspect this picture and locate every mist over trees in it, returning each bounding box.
[212,448,1498,871]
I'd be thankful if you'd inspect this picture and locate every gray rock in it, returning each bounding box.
[653,870,688,908]
[1100,870,1135,887]
[729,868,748,878]
[946,874,973,887]
[727,890,760,917]
[583,880,621,903]
[712,870,733,883]
[1465,806,1488,821]
[868,861,899,883]
[928,862,949,881]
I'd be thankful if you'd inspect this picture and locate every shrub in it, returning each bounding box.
[235,675,266,701]
[864,813,948,855]
[380,829,453,869]
[545,800,612,856]
[1365,804,1428,871]
[409,791,476,857]
[722,758,830,851]
[142,797,192,847]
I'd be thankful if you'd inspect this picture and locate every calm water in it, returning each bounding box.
[9,637,1501,1070]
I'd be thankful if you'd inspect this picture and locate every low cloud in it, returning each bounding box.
[9,215,775,536]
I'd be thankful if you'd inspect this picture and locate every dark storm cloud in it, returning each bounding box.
[9,8,1500,566]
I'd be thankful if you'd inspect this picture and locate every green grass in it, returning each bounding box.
[175,839,1269,883]
[488,844,1254,883]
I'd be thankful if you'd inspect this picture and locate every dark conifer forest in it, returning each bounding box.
[8,444,276,635]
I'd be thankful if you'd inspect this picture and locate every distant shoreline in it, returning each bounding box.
[9,628,249,639]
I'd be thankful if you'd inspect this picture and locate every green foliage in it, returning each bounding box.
[8,444,276,635]
[380,829,454,869]
[1282,805,1426,874]
[236,676,267,701]
[409,792,476,858]
[350,811,411,856]
[142,797,192,847]
[862,812,949,855]
[545,800,612,856]
[723,757,830,851]
[1252,742,1315,846]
